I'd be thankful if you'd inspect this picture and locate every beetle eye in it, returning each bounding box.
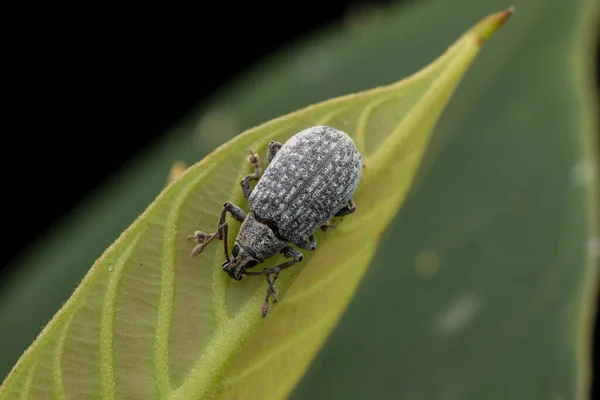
[246,259,259,268]
[232,244,240,258]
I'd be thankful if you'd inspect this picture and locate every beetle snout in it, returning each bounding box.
[222,259,243,281]
[230,270,243,281]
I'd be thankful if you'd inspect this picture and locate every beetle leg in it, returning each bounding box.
[244,245,303,317]
[188,201,246,258]
[334,198,356,217]
[293,235,317,251]
[320,221,336,232]
[267,140,283,164]
[259,271,280,318]
[316,200,355,234]
[266,271,281,302]
[240,149,261,199]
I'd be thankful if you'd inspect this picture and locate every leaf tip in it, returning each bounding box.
[473,6,514,46]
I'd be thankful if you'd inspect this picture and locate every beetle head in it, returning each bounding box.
[222,212,286,280]
[221,242,260,281]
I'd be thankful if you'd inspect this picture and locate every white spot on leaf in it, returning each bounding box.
[434,294,482,336]
[569,160,596,186]
[587,237,600,261]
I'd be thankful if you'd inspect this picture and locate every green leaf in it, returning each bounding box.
[0,9,512,400]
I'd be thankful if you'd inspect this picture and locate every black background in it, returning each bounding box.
[0,0,394,270]
[1,1,597,395]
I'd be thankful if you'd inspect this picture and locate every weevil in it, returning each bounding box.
[188,125,362,317]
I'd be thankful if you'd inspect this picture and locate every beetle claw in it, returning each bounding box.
[247,149,259,165]
[188,230,210,243]
[261,300,270,318]
[189,231,218,256]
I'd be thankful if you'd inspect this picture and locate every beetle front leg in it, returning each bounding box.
[188,201,246,258]
[240,149,261,200]
[244,245,303,317]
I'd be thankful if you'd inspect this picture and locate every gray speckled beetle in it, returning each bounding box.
[188,125,362,317]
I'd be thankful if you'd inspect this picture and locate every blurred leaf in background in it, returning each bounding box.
[0,0,598,399]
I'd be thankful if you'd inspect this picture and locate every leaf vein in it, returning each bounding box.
[355,95,396,155]
[52,312,75,400]
[20,357,37,400]
[155,167,213,396]
[99,237,141,400]
[315,106,352,127]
